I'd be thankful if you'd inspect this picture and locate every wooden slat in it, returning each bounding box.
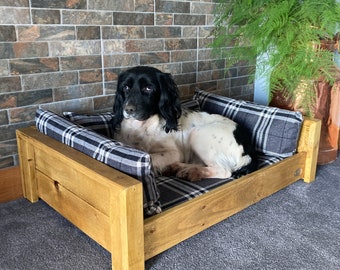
[17,127,140,189]
[144,153,306,259]
[110,183,145,270]
[297,118,321,183]
[16,130,38,202]
[36,170,111,250]
[34,147,111,216]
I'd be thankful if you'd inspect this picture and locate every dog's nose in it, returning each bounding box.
[124,104,136,115]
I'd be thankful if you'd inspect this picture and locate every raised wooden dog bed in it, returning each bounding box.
[16,91,321,270]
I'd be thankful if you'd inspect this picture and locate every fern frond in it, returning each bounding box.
[212,0,340,102]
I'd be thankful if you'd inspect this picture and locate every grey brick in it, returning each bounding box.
[31,0,86,9]
[0,26,16,42]
[22,72,78,90]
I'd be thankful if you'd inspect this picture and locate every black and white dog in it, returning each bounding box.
[112,66,257,181]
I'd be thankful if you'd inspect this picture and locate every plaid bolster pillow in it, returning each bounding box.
[35,109,161,216]
[193,89,303,158]
[63,111,115,138]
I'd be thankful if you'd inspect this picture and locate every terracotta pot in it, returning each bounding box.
[313,80,339,164]
[270,80,340,165]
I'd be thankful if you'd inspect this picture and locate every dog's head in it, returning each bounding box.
[112,66,182,133]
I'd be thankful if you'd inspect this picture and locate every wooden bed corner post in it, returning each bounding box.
[297,118,322,183]
[109,182,145,270]
[16,129,39,202]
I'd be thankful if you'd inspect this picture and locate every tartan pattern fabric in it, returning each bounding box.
[35,90,302,216]
[157,154,283,211]
[63,112,115,138]
[180,99,200,111]
[60,108,284,212]
[35,109,161,216]
[193,89,303,158]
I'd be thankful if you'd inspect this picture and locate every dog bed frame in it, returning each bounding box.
[16,90,321,270]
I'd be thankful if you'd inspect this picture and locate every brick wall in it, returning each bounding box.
[0,0,254,169]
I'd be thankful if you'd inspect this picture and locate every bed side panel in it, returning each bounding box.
[144,153,306,259]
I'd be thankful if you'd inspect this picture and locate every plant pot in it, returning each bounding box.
[313,80,340,164]
[270,79,340,165]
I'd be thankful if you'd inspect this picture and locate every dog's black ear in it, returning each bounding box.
[157,72,182,133]
[111,76,125,131]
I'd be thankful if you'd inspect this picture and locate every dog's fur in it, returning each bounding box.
[112,66,257,181]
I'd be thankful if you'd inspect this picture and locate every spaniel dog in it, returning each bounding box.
[112,66,257,181]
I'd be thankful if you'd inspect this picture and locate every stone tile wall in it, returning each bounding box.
[0,0,254,169]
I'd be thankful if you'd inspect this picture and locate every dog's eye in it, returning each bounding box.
[122,85,130,92]
[142,85,154,93]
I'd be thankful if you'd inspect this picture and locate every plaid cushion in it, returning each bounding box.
[58,94,293,213]
[63,112,115,138]
[36,91,302,216]
[157,176,234,210]
[193,89,303,158]
[35,109,161,216]
[63,100,200,136]
[157,154,283,211]
[181,99,200,111]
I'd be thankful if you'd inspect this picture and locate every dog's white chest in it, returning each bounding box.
[114,116,169,151]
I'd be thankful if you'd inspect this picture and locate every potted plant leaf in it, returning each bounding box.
[212,0,340,164]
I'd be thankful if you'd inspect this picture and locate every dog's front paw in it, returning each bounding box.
[163,163,211,181]
[161,163,181,176]
[176,167,204,182]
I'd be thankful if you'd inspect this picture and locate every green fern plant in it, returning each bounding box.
[212,0,340,109]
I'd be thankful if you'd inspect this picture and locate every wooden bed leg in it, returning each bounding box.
[110,183,145,270]
[298,118,322,183]
[16,130,39,202]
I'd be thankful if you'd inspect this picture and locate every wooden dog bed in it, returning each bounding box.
[16,91,321,270]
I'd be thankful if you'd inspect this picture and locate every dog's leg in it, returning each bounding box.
[172,126,240,181]
[151,149,183,175]
[167,162,232,181]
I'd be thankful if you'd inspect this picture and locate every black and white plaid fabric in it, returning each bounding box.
[35,109,161,216]
[193,89,303,158]
[156,154,283,211]
[63,112,115,138]
[35,90,303,216]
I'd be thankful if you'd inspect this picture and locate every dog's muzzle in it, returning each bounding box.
[123,103,136,118]
[123,103,148,120]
